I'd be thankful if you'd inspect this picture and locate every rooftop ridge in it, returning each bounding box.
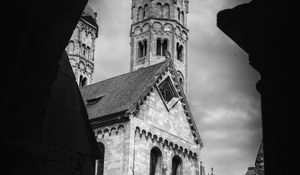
[80,61,168,90]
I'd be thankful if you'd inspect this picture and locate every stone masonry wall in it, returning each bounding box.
[130,0,189,91]
[94,122,130,175]
[129,83,200,175]
[131,126,199,175]
[92,76,200,175]
[136,84,194,143]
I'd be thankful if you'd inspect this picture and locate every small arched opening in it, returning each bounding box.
[144,4,149,19]
[172,155,183,175]
[156,38,162,56]
[156,3,163,18]
[96,142,105,175]
[138,6,143,21]
[138,41,143,58]
[163,4,170,18]
[143,40,147,57]
[177,8,180,21]
[162,39,168,56]
[176,43,184,62]
[68,41,74,53]
[150,147,163,175]
[181,11,185,24]
[79,75,87,87]
[177,71,184,87]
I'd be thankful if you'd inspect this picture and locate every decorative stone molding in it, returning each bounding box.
[95,124,126,139]
[135,126,198,161]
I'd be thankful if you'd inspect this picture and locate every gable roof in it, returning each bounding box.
[80,59,203,147]
[80,61,167,119]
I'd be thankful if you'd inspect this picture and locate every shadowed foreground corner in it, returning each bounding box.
[4,0,101,174]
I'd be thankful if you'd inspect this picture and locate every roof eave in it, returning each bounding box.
[90,110,129,129]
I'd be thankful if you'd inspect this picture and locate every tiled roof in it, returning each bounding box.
[80,60,203,146]
[81,15,98,28]
[245,169,257,175]
[80,61,168,120]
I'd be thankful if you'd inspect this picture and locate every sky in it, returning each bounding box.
[88,0,262,175]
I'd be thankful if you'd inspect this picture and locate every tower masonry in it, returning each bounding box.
[130,0,189,92]
[66,4,98,87]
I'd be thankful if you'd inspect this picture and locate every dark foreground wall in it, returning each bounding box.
[3,0,100,174]
[217,1,289,175]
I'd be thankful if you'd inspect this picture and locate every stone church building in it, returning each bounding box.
[66,4,99,87]
[68,0,203,175]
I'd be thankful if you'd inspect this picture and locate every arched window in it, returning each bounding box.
[156,3,163,18]
[91,49,94,61]
[138,41,143,58]
[150,147,163,175]
[81,44,86,56]
[68,41,74,53]
[144,4,149,19]
[138,6,143,21]
[96,142,105,175]
[156,39,168,56]
[162,39,168,56]
[79,75,87,87]
[156,38,162,56]
[172,155,183,175]
[86,46,90,59]
[181,11,184,24]
[143,40,147,57]
[138,40,147,58]
[163,4,170,18]
[176,43,183,62]
[177,71,184,87]
[177,8,180,21]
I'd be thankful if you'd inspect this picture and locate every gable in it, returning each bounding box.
[80,59,202,146]
[129,64,202,146]
[135,85,195,143]
[80,61,167,120]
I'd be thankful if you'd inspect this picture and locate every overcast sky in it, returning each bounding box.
[88,0,262,175]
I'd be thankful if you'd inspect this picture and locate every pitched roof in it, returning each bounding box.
[80,60,203,146]
[80,61,168,120]
[245,169,257,175]
[81,15,98,29]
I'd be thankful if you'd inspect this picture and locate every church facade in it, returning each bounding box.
[77,1,203,175]
[81,60,202,175]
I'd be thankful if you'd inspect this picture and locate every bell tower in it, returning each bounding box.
[66,4,98,87]
[130,0,189,92]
